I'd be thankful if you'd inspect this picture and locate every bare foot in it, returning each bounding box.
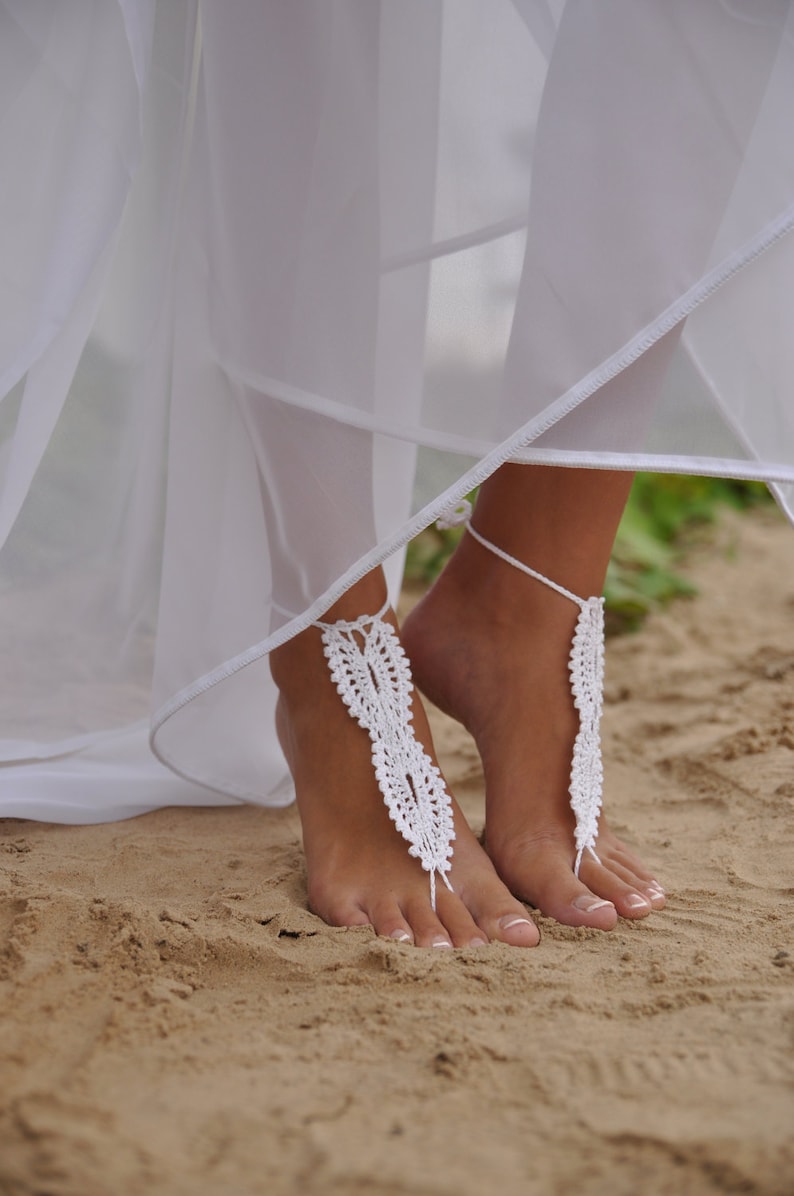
[270,588,540,949]
[402,531,666,930]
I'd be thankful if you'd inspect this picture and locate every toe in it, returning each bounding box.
[526,868,618,929]
[615,890,654,919]
[597,838,666,908]
[313,893,371,929]
[464,888,540,947]
[494,840,618,929]
[578,856,657,920]
[367,899,416,944]
[491,911,540,947]
[402,894,457,949]
[387,928,415,944]
[561,887,619,929]
[535,881,618,929]
[463,908,539,947]
[644,881,666,909]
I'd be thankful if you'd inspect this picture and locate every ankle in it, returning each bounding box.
[270,570,389,693]
[430,533,520,623]
[432,533,580,643]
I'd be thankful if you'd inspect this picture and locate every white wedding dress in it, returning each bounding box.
[1,0,793,822]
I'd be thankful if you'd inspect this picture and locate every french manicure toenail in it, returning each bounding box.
[647,883,665,896]
[572,896,615,913]
[390,930,412,943]
[469,936,489,948]
[431,936,453,949]
[499,916,535,931]
[626,894,651,909]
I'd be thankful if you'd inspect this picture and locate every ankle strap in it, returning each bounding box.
[313,598,390,632]
[464,521,595,611]
[438,499,600,610]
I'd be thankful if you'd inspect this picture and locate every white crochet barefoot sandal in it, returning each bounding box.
[314,601,455,910]
[438,500,604,875]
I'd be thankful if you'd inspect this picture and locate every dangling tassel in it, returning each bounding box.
[316,602,455,910]
[438,499,604,874]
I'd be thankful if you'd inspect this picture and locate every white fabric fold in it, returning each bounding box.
[1,0,793,820]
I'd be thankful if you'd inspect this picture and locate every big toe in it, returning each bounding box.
[489,911,541,947]
[458,883,540,947]
[545,883,620,930]
[494,845,620,930]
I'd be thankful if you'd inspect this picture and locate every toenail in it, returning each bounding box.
[572,896,615,913]
[389,929,412,943]
[625,894,652,910]
[498,916,535,932]
[431,935,453,949]
[646,882,666,896]
[469,936,489,948]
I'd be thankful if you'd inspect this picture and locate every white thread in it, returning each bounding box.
[316,601,455,909]
[437,501,604,874]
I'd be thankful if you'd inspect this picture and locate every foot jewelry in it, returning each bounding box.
[438,501,604,874]
[314,601,455,910]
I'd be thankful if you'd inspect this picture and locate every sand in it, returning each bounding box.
[1,506,793,1196]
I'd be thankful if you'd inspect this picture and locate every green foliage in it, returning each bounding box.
[404,519,467,584]
[605,474,770,630]
[406,475,772,633]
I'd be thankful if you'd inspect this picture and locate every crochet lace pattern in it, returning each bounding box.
[438,501,604,874]
[315,601,455,909]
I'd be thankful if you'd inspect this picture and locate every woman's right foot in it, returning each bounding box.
[270,591,540,949]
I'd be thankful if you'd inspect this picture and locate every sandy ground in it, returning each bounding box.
[1,506,793,1196]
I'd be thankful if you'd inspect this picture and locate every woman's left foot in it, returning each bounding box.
[402,532,666,930]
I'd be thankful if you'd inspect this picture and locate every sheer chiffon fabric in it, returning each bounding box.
[1,1,793,820]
